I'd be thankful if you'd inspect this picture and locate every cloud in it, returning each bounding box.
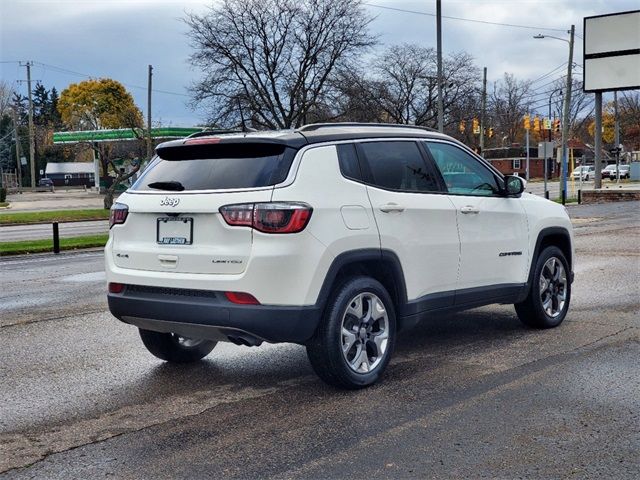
[1,0,636,125]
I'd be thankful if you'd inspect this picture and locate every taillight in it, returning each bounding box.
[109,203,129,229]
[108,282,125,293]
[225,291,260,305]
[219,202,312,234]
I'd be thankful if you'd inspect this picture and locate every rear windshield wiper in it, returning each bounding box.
[147,181,185,191]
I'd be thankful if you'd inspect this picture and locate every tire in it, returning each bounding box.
[306,276,396,389]
[515,246,571,329]
[139,329,216,363]
[585,175,589,181]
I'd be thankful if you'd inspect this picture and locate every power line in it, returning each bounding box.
[35,62,191,97]
[529,62,567,85]
[2,60,191,98]
[364,3,569,32]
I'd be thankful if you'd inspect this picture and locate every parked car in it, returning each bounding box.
[602,164,630,180]
[106,123,574,389]
[571,166,595,181]
[38,178,53,187]
[614,165,630,180]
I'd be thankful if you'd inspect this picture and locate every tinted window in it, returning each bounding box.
[133,146,294,191]
[337,143,362,181]
[359,141,440,192]
[425,142,500,196]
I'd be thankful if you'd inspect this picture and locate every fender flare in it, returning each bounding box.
[313,248,408,314]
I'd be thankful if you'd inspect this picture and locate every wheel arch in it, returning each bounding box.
[527,227,573,289]
[314,249,409,330]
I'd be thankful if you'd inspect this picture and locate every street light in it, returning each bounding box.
[534,26,575,204]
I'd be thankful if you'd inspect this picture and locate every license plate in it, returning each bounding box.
[157,217,193,245]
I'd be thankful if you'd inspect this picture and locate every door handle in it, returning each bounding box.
[379,203,405,213]
[460,205,480,214]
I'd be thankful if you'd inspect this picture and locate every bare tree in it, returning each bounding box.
[0,80,14,118]
[185,0,376,129]
[546,78,594,138]
[619,91,640,150]
[490,73,533,145]
[367,45,479,129]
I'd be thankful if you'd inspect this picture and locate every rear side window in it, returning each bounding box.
[337,143,362,181]
[358,141,440,192]
[132,144,295,191]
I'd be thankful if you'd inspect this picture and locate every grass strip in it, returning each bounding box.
[0,234,109,256]
[0,208,109,225]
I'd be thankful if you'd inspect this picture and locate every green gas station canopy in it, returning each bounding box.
[53,127,203,144]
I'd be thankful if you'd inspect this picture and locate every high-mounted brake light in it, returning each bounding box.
[219,202,312,234]
[109,203,129,228]
[184,137,222,145]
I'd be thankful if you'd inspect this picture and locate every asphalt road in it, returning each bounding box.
[1,202,638,479]
[0,220,109,242]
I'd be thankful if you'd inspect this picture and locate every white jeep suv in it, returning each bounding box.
[106,123,574,389]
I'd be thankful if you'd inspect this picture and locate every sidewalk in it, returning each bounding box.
[4,190,117,212]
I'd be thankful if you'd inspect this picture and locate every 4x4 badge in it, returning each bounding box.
[160,197,180,207]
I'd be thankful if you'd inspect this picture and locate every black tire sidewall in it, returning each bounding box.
[311,276,397,389]
[530,246,571,328]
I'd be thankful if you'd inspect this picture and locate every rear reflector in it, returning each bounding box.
[108,282,125,293]
[219,202,312,234]
[224,292,260,305]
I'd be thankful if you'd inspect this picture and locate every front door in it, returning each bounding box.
[424,141,529,294]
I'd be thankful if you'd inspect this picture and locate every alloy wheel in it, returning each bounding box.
[539,257,567,318]
[340,292,389,373]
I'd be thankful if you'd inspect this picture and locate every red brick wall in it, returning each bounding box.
[488,158,559,179]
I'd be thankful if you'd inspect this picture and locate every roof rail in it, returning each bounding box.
[298,122,438,133]
[185,129,245,138]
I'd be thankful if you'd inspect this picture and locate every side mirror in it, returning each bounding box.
[504,175,525,196]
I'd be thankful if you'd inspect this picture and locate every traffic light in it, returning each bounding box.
[459,120,466,133]
[523,114,530,130]
[533,116,540,132]
[472,118,480,134]
[543,118,551,130]
[488,127,494,138]
[554,119,561,133]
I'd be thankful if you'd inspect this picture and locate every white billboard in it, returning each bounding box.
[583,10,640,92]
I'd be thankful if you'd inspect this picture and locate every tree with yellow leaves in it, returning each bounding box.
[58,79,144,208]
[587,103,615,145]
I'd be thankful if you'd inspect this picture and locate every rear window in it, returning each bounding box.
[132,144,296,191]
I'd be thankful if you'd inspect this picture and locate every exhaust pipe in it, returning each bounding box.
[227,334,262,347]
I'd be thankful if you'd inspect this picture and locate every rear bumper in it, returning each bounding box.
[108,285,321,345]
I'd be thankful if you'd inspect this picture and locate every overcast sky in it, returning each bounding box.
[1,0,637,127]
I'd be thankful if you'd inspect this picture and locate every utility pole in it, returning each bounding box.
[594,92,602,189]
[560,25,575,204]
[147,64,153,161]
[525,127,530,181]
[547,88,561,198]
[480,67,487,153]
[22,61,36,189]
[614,90,620,183]
[436,0,444,133]
[10,107,23,192]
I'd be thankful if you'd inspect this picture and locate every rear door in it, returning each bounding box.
[109,141,295,275]
[424,140,529,292]
[357,140,460,305]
